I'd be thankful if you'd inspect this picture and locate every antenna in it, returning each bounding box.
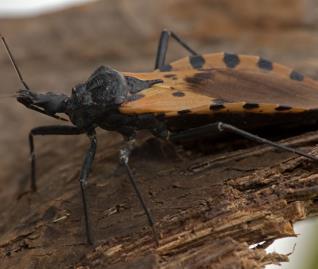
[1,35,68,122]
[1,36,30,90]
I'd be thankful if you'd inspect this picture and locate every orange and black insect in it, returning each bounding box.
[2,30,318,245]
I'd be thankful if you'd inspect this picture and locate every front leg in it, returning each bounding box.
[29,125,85,191]
[28,125,95,244]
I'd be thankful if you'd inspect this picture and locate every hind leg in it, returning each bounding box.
[168,122,318,161]
[155,29,199,70]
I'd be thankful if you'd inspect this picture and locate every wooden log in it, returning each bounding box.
[1,130,318,268]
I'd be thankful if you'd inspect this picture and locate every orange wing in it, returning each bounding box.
[120,53,318,117]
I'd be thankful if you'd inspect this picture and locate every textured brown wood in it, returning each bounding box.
[1,130,318,268]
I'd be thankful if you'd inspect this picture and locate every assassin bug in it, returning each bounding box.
[2,29,318,245]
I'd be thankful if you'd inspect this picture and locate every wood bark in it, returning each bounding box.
[1,130,318,269]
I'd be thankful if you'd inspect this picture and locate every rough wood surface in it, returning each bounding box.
[1,130,318,269]
[1,1,318,268]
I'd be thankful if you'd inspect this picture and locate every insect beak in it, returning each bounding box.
[16,89,69,121]
[16,89,36,107]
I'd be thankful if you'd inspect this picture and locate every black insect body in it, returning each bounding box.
[2,31,318,245]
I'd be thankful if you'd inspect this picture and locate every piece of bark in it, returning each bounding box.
[1,129,318,269]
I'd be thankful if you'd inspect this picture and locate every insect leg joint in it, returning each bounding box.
[119,138,136,165]
[217,122,225,132]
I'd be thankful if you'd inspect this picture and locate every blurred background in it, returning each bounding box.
[0,1,317,268]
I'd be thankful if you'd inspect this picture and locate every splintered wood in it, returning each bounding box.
[1,131,318,269]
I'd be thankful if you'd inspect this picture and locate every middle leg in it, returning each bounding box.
[78,131,97,245]
[119,138,159,245]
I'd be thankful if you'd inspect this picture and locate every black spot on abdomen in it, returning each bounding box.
[210,104,225,111]
[172,91,185,97]
[178,109,191,115]
[275,105,292,111]
[258,58,273,71]
[243,103,260,109]
[290,70,304,81]
[223,53,240,68]
[189,55,205,69]
[159,64,173,72]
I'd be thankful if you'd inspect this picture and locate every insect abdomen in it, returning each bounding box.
[165,52,312,84]
[120,52,318,118]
